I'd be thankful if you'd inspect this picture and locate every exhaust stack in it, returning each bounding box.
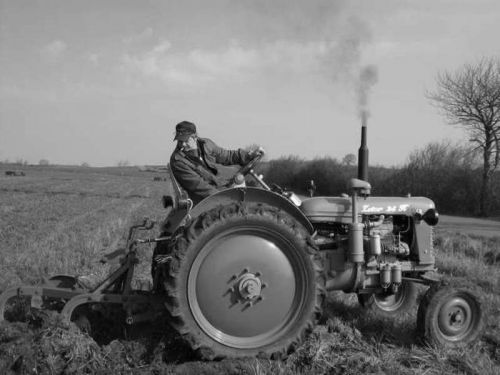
[357,111,369,181]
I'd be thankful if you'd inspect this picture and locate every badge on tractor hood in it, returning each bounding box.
[360,197,435,215]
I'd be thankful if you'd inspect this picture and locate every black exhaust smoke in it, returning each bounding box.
[357,111,369,181]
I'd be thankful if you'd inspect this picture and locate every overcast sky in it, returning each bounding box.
[1,0,499,167]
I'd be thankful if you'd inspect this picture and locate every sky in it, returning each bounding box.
[0,0,499,167]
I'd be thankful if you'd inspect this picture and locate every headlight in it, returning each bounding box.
[422,208,439,226]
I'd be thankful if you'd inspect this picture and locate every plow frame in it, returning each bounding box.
[0,219,169,327]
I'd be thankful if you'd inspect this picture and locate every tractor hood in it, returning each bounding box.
[300,196,436,223]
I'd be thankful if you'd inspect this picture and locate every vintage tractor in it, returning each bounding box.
[150,123,484,359]
[0,123,484,361]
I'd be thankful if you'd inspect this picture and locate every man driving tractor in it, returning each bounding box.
[170,121,264,204]
[151,121,264,281]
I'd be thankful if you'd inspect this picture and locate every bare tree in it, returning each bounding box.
[342,153,356,167]
[427,57,500,216]
[117,160,130,167]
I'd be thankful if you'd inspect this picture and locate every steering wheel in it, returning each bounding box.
[236,151,264,176]
[228,151,264,186]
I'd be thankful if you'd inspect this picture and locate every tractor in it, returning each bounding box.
[0,123,484,361]
[150,123,484,359]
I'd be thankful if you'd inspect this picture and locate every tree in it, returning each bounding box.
[342,153,356,167]
[117,160,130,167]
[393,141,480,215]
[427,57,500,216]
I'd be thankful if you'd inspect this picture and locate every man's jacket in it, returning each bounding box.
[170,138,252,204]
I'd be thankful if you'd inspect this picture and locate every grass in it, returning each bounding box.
[0,166,166,289]
[0,166,499,374]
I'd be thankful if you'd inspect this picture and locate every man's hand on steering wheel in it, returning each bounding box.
[249,146,265,158]
[230,147,265,185]
[240,147,265,174]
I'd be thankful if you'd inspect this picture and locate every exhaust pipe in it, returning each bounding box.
[357,111,369,181]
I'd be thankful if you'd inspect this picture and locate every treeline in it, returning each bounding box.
[256,142,500,217]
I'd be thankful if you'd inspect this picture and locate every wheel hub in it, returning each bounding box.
[449,308,464,326]
[439,297,472,338]
[236,273,263,300]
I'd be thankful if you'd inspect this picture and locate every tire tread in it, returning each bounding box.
[162,202,325,359]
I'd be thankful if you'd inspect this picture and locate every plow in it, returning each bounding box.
[0,121,485,360]
[0,219,169,332]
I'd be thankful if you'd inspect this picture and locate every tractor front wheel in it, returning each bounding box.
[417,283,483,347]
[162,202,325,359]
[357,280,418,316]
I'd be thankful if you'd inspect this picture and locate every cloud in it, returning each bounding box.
[119,14,375,91]
[122,40,256,86]
[88,53,100,66]
[122,27,154,44]
[41,40,67,62]
[120,38,362,88]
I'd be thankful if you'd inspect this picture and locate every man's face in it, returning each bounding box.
[182,135,198,151]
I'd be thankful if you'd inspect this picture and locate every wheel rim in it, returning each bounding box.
[373,283,408,311]
[188,225,308,349]
[437,294,475,341]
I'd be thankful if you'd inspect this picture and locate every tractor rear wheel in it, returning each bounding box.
[357,280,418,316]
[417,283,483,347]
[162,202,325,359]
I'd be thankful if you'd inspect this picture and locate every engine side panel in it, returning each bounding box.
[301,196,436,223]
[413,221,435,264]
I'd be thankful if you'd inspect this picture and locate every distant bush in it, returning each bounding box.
[390,142,485,215]
[296,157,354,196]
[257,156,355,196]
[259,156,304,191]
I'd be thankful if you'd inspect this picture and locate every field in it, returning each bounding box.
[0,166,499,374]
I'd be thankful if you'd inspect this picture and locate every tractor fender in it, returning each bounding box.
[185,187,314,234]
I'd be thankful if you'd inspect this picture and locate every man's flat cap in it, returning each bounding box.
[174,121,197,142]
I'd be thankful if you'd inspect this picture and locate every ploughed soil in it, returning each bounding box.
[0,309,258,375]
[0,303,361,375]
[1,288,499,374]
